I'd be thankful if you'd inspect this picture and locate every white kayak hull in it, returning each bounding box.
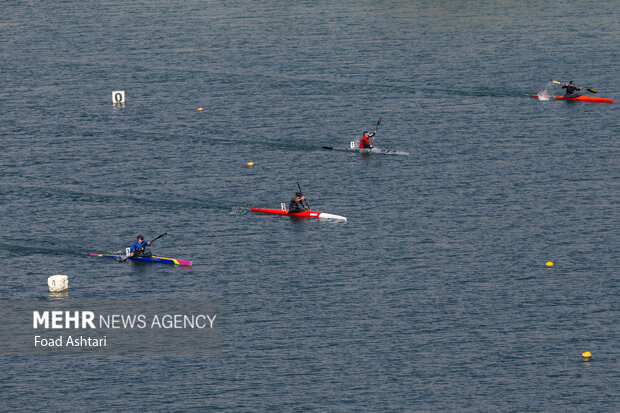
[316,212,347,222]
[322,146,409,156]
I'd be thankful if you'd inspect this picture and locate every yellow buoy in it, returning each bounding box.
[582,351,591,361]
[247,162,254,167]
[197,107,203,111]
[546,261,554,267]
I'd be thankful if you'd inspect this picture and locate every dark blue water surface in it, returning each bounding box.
[1,1,618,411]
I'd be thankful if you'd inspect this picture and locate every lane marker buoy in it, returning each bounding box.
[197,107,203,111]
[247,162,254,167]
[582,351,591,361]
[546,261,554,267]
[112,91,125,105]
[48,275,68,292]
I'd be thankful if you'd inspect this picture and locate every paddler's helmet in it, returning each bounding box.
[295,192,303,197]
[569,80,574,84]
[137,234,144,241]
[363,131,369,136]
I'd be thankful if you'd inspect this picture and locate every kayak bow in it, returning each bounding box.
[530,94,613,103]
[251,208,347,222]
[90,253,192,266]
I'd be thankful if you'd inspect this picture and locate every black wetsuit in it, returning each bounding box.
[562,84,581,97]
[289,198,309,213]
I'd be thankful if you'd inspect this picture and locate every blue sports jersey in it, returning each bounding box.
[130,240,149,253]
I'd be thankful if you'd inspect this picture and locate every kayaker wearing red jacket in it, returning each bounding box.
[289,192,310,213]
[130,234,151,257]
[562,81,582,97]
[359,130,376,149]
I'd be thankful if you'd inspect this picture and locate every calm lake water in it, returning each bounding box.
[1,1,618,411]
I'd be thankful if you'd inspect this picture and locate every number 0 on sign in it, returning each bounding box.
[112,91,125,104]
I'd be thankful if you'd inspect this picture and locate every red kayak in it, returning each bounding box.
[530,94,613,103]
[251,207,347,222]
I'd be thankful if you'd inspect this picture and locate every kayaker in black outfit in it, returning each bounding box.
[562,81,582,97]
[359,130,376,149]
[289,192,310,213]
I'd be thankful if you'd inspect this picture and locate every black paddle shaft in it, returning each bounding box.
[371,117,382,145]
[149,232,167,244]
[296,182,310,209]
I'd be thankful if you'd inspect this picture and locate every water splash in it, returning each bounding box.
[536,81,555,100]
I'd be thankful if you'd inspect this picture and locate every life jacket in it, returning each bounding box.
[132,241,149,256]
[359,136,370,148]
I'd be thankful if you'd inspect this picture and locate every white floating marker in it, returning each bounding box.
[112,90,125,105]
[48,275,68,293]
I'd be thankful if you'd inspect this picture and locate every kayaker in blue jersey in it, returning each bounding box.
[359,130,376,149]
[289,192,310,213]
[129,234,152,257]
[562,81,582,97]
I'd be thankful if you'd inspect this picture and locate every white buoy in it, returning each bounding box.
[112,90,125,105]
[48,275,68,293]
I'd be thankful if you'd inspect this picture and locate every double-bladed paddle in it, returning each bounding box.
[149,232,168,244]
[371,117,382,146]
[552,79,597,93]
[296,182,310,210]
